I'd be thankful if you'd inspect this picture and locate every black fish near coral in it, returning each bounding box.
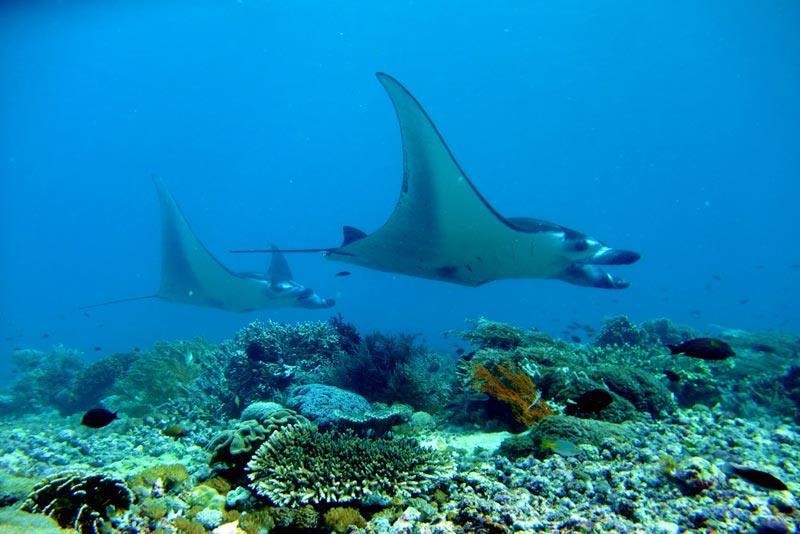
[663,369,681,382]
[81,408,118,428]
[335,271,351,277]
[730,465,788,491]
[666,337,735,360]
[565,389,613,416]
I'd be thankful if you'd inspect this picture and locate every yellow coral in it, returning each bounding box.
[472,360,552,426]
[173,517,206,534]
[127,464,188,494]
[324,507,367,532]
[201,476,232,495]
[239,508,275,534]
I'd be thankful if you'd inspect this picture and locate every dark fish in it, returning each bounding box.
[711,274,722,281]
[162,424,189,439]
[454,347,465,356]
[565,389,613,416]
[750,343,777,354]
[666,338,735,360]
[93,346,102,352]
[81,408,118,429]
[460,350,475,362]
[133,346,141,352]
[663,369,681,382]
[731,466,788,491]
[83,311,91,318]
[570,335,581,343]
[41,332,50,339]
[335,271,351,277]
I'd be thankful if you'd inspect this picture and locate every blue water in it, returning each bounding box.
[1,1,798,377]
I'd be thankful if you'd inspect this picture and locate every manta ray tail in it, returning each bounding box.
[79,294,158,310]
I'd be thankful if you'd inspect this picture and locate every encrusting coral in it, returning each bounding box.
[21,472,133,534]
[246,421,454,506]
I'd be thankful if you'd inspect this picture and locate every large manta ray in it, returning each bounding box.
[84,177,335,311]
[236,73,640,288]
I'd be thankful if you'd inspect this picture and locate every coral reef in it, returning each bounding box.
[247,422,454,506]
[21,472,133,534]
[108,340,209,417]
[458,317,526,350]
[287,383,411,434]
[499,415,632,459]
[2,317,799,533]
[324,506,367,532]
[208,407,310,483]
[0,509,67,534]
[472,360,553,427]
[332,331,456,413]
[7,346,85,414]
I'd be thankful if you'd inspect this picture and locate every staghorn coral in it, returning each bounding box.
[235,319,344,368]
[21,472,133,534]
[110,340,208,417]
[458,317,526,350]
[246,422,454,506]
[472,360,553,427]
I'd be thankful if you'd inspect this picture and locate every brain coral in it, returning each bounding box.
[246,422,453,506]
[208,408,311,482]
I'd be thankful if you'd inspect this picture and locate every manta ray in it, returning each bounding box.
[84,177,335,311]
[235,73,639,289]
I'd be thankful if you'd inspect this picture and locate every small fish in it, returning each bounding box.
[81,408,118,429]
[41,332,50,339]
[133,346,141,352]
[565,389,613,416]
[750,343,777,354]
[459,350,475,362]
[541,437,579,457]
[83,311,91,318]
[666,338,735,360]
[730,465,788,491]
[454,347,465,356]
[162,424,189,439]
[93,346,102,352]
[711,274,723,281]
[663,369,681,382]
[570,335,581,344]
[335,271,351,277]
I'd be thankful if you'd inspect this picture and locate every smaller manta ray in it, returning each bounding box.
[83,177,335,312]
[233,73,640,288]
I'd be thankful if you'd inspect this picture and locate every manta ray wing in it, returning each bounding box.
[328,73,518,286]
[329,73,638,287]
[154,177,333,310]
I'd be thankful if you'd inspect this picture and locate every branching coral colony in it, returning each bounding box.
[472,360,553,426]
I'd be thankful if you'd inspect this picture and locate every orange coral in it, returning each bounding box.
[472,361,552,426]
